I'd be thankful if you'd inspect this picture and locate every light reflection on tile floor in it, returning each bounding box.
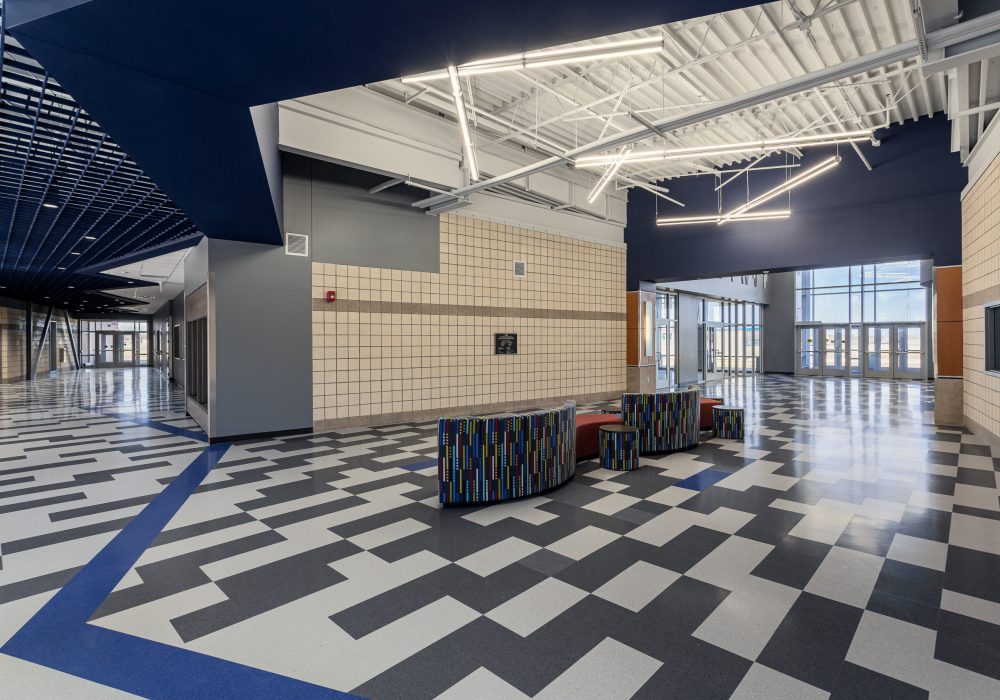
[3,369,1000,698]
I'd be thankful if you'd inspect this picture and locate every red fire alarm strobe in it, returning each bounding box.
[325,290,337,302]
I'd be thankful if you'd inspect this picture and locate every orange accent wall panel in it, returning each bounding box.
[937,322,963,376]
[936,267,963,322]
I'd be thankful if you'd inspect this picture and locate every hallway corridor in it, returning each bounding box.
[2,371,1000,698]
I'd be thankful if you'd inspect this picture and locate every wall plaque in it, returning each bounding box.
[495,333,518,355]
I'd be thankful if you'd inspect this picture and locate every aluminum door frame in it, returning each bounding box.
[795,324,822,376]
[821,325,850,377]
[892,323,927,380]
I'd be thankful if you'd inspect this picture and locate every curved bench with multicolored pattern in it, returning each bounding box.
[621,390,700,454]
[438,402,576,505]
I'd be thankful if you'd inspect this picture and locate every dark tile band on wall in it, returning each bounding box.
[311,298,626,321]
[963,286,1000,308]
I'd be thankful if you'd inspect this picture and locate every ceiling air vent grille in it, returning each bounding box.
[286,232,309,257]
[513,260,527,278]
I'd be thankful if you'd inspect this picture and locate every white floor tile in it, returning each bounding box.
[805,546,884,608]
[535,637,661,700]
[486,578,587,638]
[886,533,948,571]
[546,526,620,561]
[731,663,830,700]
[693,575,799,660]
[456,537,540,577]
[593,561,680,612]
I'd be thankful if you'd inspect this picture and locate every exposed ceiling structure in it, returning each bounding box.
[370,0,1000,214]
[99,247,190,315]
[3,0,999,310]
[0,0,200,312]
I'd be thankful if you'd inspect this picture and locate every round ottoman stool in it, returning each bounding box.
[712,405,745,440]
[600,424,640,471]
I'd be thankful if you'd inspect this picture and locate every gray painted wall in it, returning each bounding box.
[170,295,186,383]
[662,277,768,305]
[283,153,439,271]
[763,271,795,374]
[184,237,209,296]
[207,238,312,439]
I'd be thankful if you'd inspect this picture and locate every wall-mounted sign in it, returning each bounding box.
[495,333,518,355]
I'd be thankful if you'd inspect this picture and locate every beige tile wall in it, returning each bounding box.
[962,151,1000,444]
[311,214,627,428]
[0,305,26,381]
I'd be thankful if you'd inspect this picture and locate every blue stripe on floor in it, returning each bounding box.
[674,468,731,491]
[1,443,357,699]
[97,410,208,442]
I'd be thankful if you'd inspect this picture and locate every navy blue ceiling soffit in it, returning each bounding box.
[8,0,759,249]
[625,115,968,286]
[0,4,199,312]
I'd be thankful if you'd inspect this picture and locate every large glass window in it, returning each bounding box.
[79,319,151,367]
[656,292,678,388]
[796,262,927,324]
[795,261,928,380]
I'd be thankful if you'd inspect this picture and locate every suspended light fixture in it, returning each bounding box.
[656,210,791,226]
[402,36,663,83]
[447,66,480,181]
[719,155,840,223]
[586,145,632,204]
[576,130,871,167]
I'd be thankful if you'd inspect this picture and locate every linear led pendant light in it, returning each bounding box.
[576,130,871,167]
[402,36,663,84]
[656,210,791,226]
[586,145,632,204]
[448,66,480,181]
[719,155,840,223]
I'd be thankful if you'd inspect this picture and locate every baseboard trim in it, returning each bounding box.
[214,426,313,444]
[313,390,624,432]
[964,414,1000,453]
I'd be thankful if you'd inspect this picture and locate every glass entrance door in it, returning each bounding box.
[865,325,895,379]
[704,325,725,381]
[95,332,116,367]
[117,333,134,365]
[94,331,136,367]
[797,326,821,375]
[894,325,925,378]
[849,326,862,377]
[822,326,849,376]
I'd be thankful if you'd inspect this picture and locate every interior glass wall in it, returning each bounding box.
[79,320,150,367]
[794,261,928,379]
[699,299,763,381]
[655,292,678,388]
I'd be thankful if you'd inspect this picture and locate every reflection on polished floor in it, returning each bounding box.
[2,369,1000,698]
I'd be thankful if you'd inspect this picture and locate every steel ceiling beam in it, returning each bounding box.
[414,9,1000,209]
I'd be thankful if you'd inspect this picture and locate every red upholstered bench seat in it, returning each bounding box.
[576,413,623,458]
[700,397,723,429]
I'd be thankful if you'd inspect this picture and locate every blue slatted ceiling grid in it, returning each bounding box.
[0,0,200,312]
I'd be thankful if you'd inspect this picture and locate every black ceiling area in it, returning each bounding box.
[0,0,200,313]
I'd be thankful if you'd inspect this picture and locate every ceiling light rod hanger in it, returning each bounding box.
[403,36,664,83]
[617,176,686,208]
[575,130,872,167]
[657,210,791,226]
[719,155,841,222]
[447,66,480,181]
[586,146,632,204]
[414,9,1000,211]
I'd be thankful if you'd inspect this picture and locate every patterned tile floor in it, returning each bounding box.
[2,369,1000,698]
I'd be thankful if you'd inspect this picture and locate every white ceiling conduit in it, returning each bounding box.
[368,1,1000,218]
